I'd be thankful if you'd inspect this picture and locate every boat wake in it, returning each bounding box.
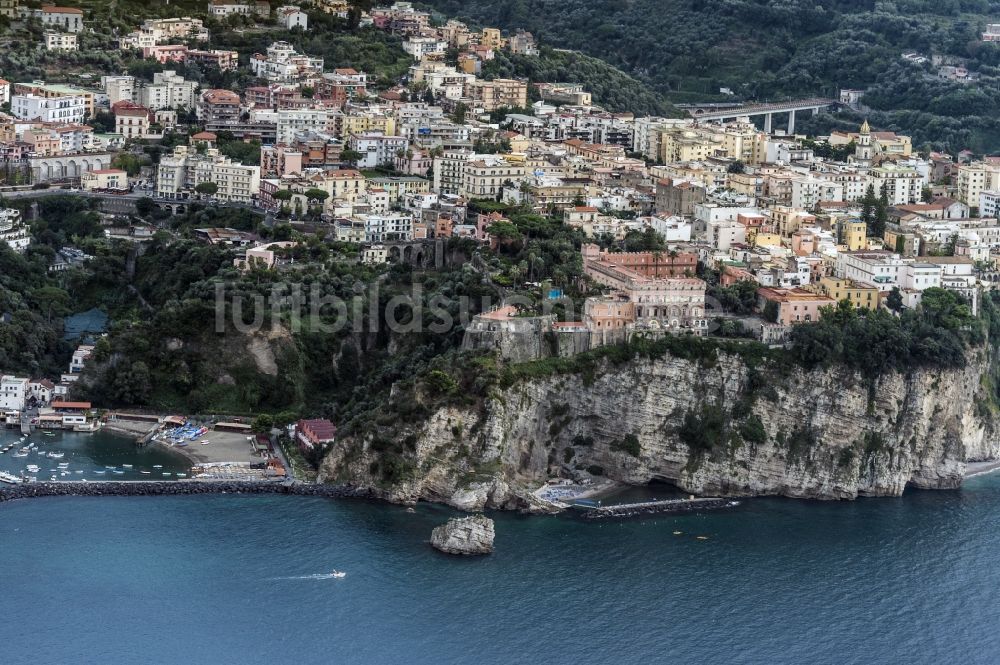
[267,572,346,581]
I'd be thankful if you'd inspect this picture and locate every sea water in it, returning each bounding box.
[4,474,1000,664]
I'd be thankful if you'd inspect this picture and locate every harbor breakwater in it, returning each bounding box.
[0,480,372,504]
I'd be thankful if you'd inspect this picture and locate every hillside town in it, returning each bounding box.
[0,0,997,430]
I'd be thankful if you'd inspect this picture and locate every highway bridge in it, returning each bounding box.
[683,97,838,134]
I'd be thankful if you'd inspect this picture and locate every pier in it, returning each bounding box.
[576,497,737,519]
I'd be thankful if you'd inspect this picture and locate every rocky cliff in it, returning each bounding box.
[318,347,1000,510]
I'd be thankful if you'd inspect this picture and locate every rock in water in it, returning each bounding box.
[430,515,495,555]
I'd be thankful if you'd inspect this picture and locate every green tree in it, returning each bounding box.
[886,286,904,313]
[135,197,156,218]
[194,182,219,197]
[29,286,70,324]
[340,149,362,166]
[251,414,275,433]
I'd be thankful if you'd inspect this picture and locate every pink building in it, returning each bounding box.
[756,287,836,325]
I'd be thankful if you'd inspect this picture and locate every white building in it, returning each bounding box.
[648,215,693,242]
[0,376,28,411]
[349,133,409,169]
[402,36,447,59]
[835,251,906,287]
[364,213,413,242]
[900,262,943,291]
[277,5,308,30]
[868,165,921,206]
[11,94,86,124]
[44,31,78,51]
[102,75,136,104]
[38,5,84,32]
[69,345,95,373]
[138,70,198,110]
[0,208,30,252]
[275,108,334,144]
[250,41,323,83]
[790,175,844,210]
[156,145,261,204]
[980,191,1000,219]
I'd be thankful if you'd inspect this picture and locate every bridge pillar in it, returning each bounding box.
[763,113,772,134]
[787,109,796,135]
[812,107,819,116]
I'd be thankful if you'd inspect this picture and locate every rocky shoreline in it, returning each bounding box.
[0,480,372,504]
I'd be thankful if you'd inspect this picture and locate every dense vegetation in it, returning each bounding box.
[420,0,1000,151]
[481,48,679,117]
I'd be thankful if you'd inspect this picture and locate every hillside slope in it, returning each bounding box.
[420,0,1000,151]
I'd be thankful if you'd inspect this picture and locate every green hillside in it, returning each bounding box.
[419,0,1000,151]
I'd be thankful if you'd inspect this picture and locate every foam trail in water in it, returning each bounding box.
[267,573,345,581]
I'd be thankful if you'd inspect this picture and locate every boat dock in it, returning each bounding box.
[575,497,738,519]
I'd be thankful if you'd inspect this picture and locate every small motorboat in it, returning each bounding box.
[330,570,346,579]
[176,473,187,478]
[140,470,151,475]
[94,470,106,475]
[162,472,172,477]
[47,452,64,459]
[122,464,133,469]
[153,465,163,469]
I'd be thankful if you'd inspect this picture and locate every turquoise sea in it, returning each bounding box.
[5,473,1000,664]
[0,430,190,481]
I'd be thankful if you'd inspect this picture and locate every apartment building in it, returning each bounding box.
[138,70,197,110]
[464,78,528,112]
[156,145,260,204]
[11,94,86,124]
[44,31,77,50]
[461,156,527,198]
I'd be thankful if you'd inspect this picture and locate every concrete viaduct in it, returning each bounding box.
[684,98,838,134]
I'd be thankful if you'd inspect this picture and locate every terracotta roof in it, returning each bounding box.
[191,131,217,140]
[42,6,84,14]
[51,401,92,409]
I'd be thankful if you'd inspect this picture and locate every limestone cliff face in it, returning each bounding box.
[318,349,1000,510]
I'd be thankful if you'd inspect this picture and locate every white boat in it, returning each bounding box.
[176,473,187,478]
[94,470,106,475]
[11,452,28,458]
[122,464,133,469]
[47,452,64,459]
[25,465,39,473]
[0,471,22,485]
[112,470,124,475]
[331,570,346,579]
[162,472,172,477]
[140,470,151,475]
[49,475,56,481]
[152,465,163,469]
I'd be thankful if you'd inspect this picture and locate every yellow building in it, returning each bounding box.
[753,233,782,248]
[480,28,505,50]
[817,277,879,310]
[82,169,128,191]
[338,114,396,140]
[842,220,866,251]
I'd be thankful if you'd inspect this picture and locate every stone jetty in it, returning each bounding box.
[0,480,371,504]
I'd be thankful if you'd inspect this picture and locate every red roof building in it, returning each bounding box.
[295,418,336,450]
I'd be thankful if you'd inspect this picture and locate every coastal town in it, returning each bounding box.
[0,0,996,492]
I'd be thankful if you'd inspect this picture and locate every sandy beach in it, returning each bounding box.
[965,460,1000,478]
